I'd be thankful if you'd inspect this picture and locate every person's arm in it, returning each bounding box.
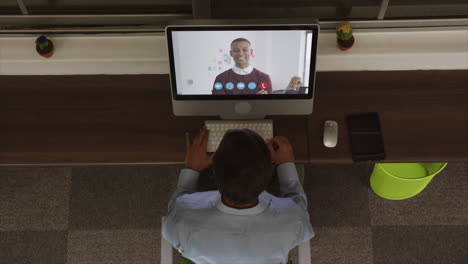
[268,137,315,248]
[167,168,200,212]
[267,136,308,210]
[276,162,308,210]
[163,127,213,253]
[167,127,213,212]
[163,168,199,252]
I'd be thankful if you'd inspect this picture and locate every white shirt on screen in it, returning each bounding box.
[232,65,254,75]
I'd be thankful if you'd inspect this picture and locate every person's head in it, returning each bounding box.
[213,129,273,205]
[230,38,253,69]
[286,76,302,91]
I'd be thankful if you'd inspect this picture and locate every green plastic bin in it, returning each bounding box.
[370,162,447,200]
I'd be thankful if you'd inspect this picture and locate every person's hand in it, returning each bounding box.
[256,90,268,94]
[184,126,213,172]
[267,136,295,165]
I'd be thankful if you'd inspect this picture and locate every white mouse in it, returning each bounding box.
[323,120,338,148]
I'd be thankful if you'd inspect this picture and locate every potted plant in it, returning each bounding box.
[336,21,354,51]
[35,35,54,58]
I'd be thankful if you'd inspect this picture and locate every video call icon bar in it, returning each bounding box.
[214,82,268,90]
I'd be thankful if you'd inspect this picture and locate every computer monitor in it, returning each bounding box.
[166,20,319,119]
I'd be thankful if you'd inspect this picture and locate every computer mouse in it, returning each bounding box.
[323,120,338,148]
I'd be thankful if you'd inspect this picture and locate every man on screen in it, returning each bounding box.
[212,38,273,95]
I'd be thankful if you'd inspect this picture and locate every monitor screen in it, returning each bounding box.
[166,25,318,100]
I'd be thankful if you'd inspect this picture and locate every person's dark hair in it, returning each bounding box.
[213,129,273,204]
[231,38,251,47]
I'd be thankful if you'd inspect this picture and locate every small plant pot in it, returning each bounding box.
[337,36,355,51]
[36,40,54,58]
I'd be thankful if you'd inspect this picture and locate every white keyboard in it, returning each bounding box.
[205,119,273,152]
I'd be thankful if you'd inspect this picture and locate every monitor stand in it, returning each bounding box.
[219,101,266,120]
[235,102,252,114]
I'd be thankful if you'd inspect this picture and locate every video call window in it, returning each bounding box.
[170,29,314,96]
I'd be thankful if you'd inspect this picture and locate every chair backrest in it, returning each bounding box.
[161,216,174,264]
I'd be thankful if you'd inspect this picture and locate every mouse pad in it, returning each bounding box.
[346,113,385,162]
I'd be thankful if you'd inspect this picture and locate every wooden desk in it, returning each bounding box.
[309,71,468,163]
[0,75,308,165]
[0,71,467,165]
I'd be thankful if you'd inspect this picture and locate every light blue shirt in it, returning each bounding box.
[162,162,314,264]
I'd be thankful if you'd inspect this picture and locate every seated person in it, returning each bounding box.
[285,76,302,94]
[212,38,272,95]
[162,127,314,264]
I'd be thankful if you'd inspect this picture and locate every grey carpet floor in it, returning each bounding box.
[0,163,467,264]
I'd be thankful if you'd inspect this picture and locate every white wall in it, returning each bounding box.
[172,30,307,94]
[268,31,309,91]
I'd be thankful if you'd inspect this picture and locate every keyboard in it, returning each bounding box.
[205,119,273,152]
